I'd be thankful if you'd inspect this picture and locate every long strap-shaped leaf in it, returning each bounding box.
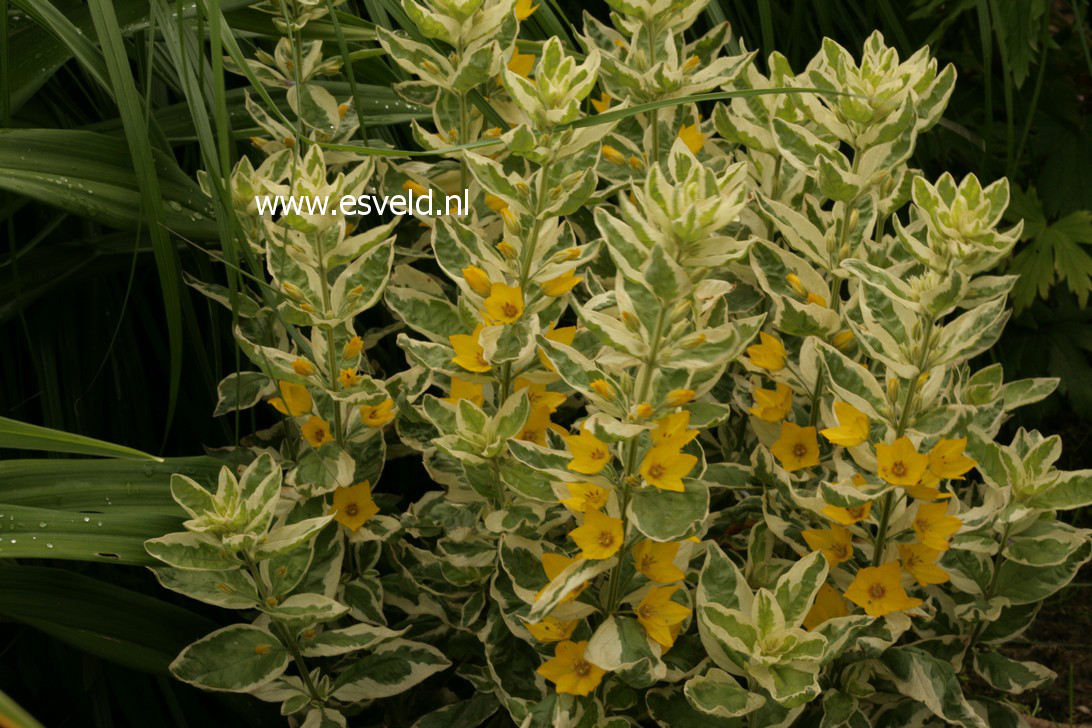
[0,415,163,460]
[87,0,184,437]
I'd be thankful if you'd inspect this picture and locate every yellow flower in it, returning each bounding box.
[927,438,977,480]
[771,422,820,472]
[633,540,685,583]
[563,426,612,474]
[640,445,697,492]
[561,482,609,513]
[807,292,827,307]
[361,399,395,427]
[461,265,492,296]
[539,552,589,603]
[666,388,695,406]
[515,0,539,21]
[650,411,699,449]
[746,332,786,371]
[802,524,853,566]
[338,368,360,388]
[526,616,577,642]
[291,358,315,376]
[484,193,508,212]
[536,640,605,696]
[538,323,576,368]
[601,144,627,165]
[820,401,870,447]
[484,282,524,325]
[912,502,961,551]
[570,509,623,559]
[542,271,583,296]
[342,336,363,359]
[330,481,379,531]
[635,402,655,418]
[635,585,692,648]
[445,377,484,406]
[402,179,428,196]
[876,437,929,487]
[269,380,312,416]
[677,123,705,154]
[821,501,872,526]
[590,92,611,113]
[844,562,923,617]
[898,543,949,586]
[513,380,566,444]
[749,383,793,422]
[301,416,333,448]
[450,326,490,372]
[802,583,849,630]
[507,50,535,78]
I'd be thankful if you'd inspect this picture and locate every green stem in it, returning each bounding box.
[961,522,1013,660]
[605,306,670,615]
[245,557,323,702]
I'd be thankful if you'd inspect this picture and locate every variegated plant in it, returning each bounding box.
[157,0,1092,725]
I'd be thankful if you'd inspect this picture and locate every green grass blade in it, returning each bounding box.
[0,689,47,728]
[0,504,181,564]
[0,455,218,511]
[88,0,185,439]
[0,416,163,460]
[0,566,216,673]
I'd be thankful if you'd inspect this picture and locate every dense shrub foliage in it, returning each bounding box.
[140,0,1092,725]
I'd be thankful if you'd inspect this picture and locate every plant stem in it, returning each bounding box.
[245,557,323,702]
[605,306,670,615]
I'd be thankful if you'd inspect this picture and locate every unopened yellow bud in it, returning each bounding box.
[806,292,827,307]
[554,246,581,262]
[249,136,267,150]
[601,145,627,165]
[343,336,364,359]
[886,378,899,401]
[621,311,641,332]
[501,208,519,231]
[628,155,644,170]
[462,265,492,296]
[292,358,316,376]
[265,596,279,607]
[683,55,701,71]
[282,136,295,148]
[483,127,503,138]
[348,284,364,299]
[497,241,518,259]
[337,103,349,119]
[590,379,613,400]
[832,330,854,351]
[666,388,696,406]
[402,179,428,196]
[254,644,271,655]
[786,273,807,296]
[635,402,654,418]
[338,368,360,388]
[681,333,707,349]
[484,193,508,212]
[283,282,304,300]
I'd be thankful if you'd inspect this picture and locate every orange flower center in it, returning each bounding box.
[648,463,665,479]
[597,532,614,547]
[868,583,885,599]
[312,427,326,440]
[849,507,866,519]
[345,503,359,517]
[833,543,848,558]
[573,659,591,677]
[501,302,519,318]
[792,443,807,457]
[892,461,907,477]
[638,605,654,619]
[476,353,487,367]
[591,448,607,461]
[640,555,655,572]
